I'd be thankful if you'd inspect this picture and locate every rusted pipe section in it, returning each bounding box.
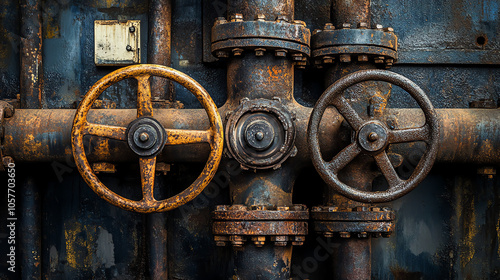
[331,0,370,26]
[3,108,500,164]
[227,0,294,21]
[147,2,172,277]
[148,0,173,101]
[385,108,500,164]
[226,57,294,103]
[19,1,43,279]
[20,0,43,109]
[147,178,168,280]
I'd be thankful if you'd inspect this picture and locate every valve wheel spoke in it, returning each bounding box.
[83,122,127,141]
[165,129,212,146]
[389,124,430,144]
[331,96,364,131]
[374,151,403,189]
[327,143,362,173]
[140,157,157,202]
[136,75,153,117]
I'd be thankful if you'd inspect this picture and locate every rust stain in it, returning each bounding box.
[64,220,96,270]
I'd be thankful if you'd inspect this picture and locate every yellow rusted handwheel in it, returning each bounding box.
[71,64,223,213]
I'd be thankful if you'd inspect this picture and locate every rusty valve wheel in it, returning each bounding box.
[71,64,223,213]
[308,70,439,203]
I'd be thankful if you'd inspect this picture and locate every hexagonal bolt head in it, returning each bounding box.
[322,56,334,64]
[373,233,382,238]
[357,22,368,29]
[292,204,307,211]
[275,49,287,57]
[342,23,351,29]
[232,48,244,56]
[323,232,334,238]
[385,58,394,68]
[216,205,229,211]
[358,55,369,62]
[250,205,266,210]
[292,53,303,61]
[374,56,385,64]
[324,23,335,30]
[384,27,395,33]
[230,235,246,247]
[340,54,351,63]
[312,206,322,212]
[370,207,381,212]
[375,24,384,30]
[231,13,244,22]
[230,204,248,211]
[255,14,266,21]
[358,232,368,238]
[251,236,266,247]
[215,17,227,25]
[354,206,368,212]
[382,207,392,211]
[215,51,229,58]
[277,206,290,211]
[272,236,289,246]
[255,48,266,56]
[327,206,339,212]
[214,235,229,247]
[339,232,351,238]
[293,236,305,246]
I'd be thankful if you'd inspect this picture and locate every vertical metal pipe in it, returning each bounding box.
[148,211,168,280]
[20,0,43,109]
[148,0,173,101]
[147,1,171,274]
[147,177,168,280]
[227,0,294,20]
[331,0,371,26]
[19,1,43,279]
[322,2,379,278]
[19,176,42,280]
[225,1,297,279]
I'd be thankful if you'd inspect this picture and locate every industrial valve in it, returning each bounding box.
[308,69,440,203]
[71,64,224,213]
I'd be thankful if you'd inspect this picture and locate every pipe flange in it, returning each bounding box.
[311,206,395,239]
[225,98,296,170]
[311,23,397,68]
[211,15,311,62]
[213,204,309,247]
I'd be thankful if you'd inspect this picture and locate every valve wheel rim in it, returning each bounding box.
[308,69,439,203]
[71,64,224,213]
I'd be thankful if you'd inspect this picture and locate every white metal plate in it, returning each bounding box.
[94,20,141,66]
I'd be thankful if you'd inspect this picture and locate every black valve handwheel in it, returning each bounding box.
[308,70,439,203]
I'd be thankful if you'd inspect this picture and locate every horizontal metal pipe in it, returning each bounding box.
[384,108,500,164]
[3,108,499,164]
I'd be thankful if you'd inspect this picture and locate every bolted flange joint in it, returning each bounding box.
[212,204,309,248]
[311,205,395,239]
[311,22,398,69]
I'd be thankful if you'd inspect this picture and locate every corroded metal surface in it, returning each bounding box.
[225,98,296,170]
[311,206,395,238]
[71,64,223,213]
[212,204,308,247]
[308,69,439,203]
[148,0,173,101]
